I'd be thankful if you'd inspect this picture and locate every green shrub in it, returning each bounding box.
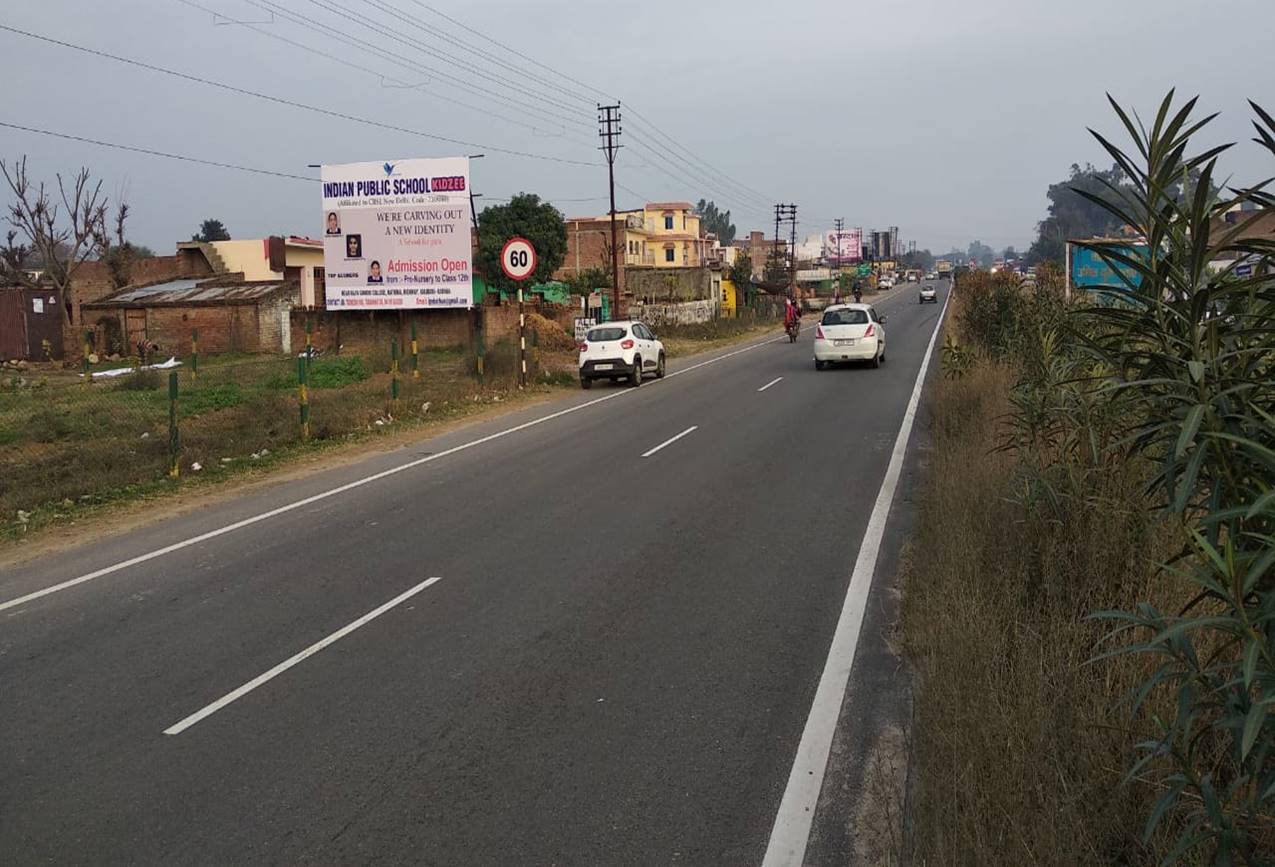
[308,356,369,389]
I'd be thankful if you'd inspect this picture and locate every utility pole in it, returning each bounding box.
[774,204,783,282]
[788,205,798,290]
[598,103,622,320]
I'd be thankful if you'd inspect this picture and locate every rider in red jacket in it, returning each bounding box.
[785,297,800,327]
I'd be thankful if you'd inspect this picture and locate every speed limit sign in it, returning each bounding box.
[500,237,537,282]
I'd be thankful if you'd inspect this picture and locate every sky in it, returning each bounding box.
[3,0,1275,256]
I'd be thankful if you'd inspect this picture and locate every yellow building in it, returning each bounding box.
[559,202,708,284]
[180,237,327,308]
[634,202,706,267]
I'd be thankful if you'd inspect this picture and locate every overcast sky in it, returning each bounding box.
[4,0,1274,255]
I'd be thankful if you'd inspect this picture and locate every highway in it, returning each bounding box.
[1,281,948,866]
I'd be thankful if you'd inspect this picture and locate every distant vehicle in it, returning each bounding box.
[936,260,953,279]
[904,269,921,282]
[925,271,937,280]
[879,275,895,289]
[813,303,887,369]
[578,320,665,389]
[919,284,938,304]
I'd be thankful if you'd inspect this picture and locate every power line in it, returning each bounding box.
[290,0,590,123]
[174,0,556,136]
[366,3,782,220]
[0,120,315,181]
[238,0,593,134]
[624,109,776,206]
[0,24,599,167]
[394,0,598,108]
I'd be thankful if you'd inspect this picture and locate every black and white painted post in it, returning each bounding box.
[500,236,537,387]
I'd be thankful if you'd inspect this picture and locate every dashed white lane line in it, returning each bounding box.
[163,576,443,735]
[640,426,699,459]
[757,376,784,392]
[761,288,951,866]
[1,330,790,615]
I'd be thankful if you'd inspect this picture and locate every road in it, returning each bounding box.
[1,281,948,866]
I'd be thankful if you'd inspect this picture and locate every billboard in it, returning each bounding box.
[824,228,862,264]
[321,157,472,310]
[1067,242,1149,304]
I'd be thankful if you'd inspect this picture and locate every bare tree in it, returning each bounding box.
[97,202,137,289]
[0,157,108,323]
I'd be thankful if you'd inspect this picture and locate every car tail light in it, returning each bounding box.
[577,342,588,352]
[815,325,825,341]
[621,338,634,349]
[864,324,875,337]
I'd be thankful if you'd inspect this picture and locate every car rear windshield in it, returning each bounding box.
[822,309,869,326]
[587,327,627,342]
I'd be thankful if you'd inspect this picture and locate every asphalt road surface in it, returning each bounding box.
[1,281,949,866]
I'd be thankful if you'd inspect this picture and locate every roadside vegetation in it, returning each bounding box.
[901,94,1275,864]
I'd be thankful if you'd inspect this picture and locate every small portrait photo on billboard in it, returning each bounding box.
[345,233,363,259]
[367,260,383,283]
[325,211,341,235]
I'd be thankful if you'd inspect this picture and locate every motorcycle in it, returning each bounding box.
[785,318,800,342]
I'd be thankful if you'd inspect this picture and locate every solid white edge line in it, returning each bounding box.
[163,576,443,735]
[640,425,699,459]
[760,287,950,867]
[1,329,789,615]
[757,376,784,392]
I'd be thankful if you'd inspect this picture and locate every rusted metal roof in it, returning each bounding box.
[85,280,291,307]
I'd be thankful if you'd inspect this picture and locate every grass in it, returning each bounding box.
[893,297,1201,865]
[0,346,564,542]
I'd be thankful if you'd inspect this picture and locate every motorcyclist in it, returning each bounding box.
[785,297,801,329]
[852,281,863,304]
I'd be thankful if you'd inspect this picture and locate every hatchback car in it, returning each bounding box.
[813,304,886,369]
[919,284,938,304]
[578,320,665,388]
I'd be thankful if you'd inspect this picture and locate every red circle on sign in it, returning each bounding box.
[500,236,538,282]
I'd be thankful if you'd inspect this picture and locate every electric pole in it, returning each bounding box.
[788,205,798,290]
[834,217,844,275]
[598,103,622,320]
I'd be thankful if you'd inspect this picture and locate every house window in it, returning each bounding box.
[664,214,674,230]
[665,246,675,263]
[682,214,687,230]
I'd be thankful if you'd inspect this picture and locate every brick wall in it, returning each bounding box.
[558,220,624,291]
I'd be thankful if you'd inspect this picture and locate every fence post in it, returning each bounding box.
[411,321,420,379]
[304,317,313,375]
[168,371,180,479]
[475,329,485,385]
[190,327,198,382]
[390,337,400,411]
[297,355,310,442]
[83,330,93,383]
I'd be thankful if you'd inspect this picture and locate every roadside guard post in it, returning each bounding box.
[190,327,198,382]
[500,236,537,387]
[168,371,180,479]
[411,321,420,379]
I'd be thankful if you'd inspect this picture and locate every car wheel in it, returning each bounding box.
[655,353,666,379]
[630,357,642,387]
[581,376,592,390]
[815,359,826,371]
[870,345,881,369]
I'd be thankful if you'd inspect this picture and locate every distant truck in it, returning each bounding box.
[936,260,953,279]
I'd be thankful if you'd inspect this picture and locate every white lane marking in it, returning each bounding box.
[758,376,784,392]
[640,426,699,459]
[761,288,951,866]
[0,331,789,614]
[164,576,442,735]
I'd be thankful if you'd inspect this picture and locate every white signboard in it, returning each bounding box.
[824,228,863,264]
[321,157,472,310]
[573,317,598,340]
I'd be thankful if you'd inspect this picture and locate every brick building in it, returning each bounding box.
[82,280,294,356]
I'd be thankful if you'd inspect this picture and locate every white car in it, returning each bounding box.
[578,320,665,388]
[813,303,887,369]
[879,276,895,290]
[919,284,938,304]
